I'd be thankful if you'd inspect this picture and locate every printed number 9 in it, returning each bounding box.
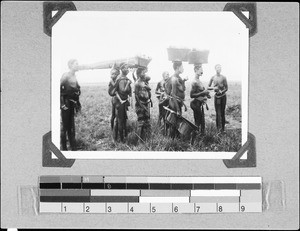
[241,205,245,212]
[173,206,178,213]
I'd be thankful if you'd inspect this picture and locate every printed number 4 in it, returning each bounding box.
[130,207,134,213]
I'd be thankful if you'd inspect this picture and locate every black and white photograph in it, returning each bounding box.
[52,11,249,159]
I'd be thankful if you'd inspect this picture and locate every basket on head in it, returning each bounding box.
[188,49,209,64]
[134,55,152,68]
[167,47,191,62]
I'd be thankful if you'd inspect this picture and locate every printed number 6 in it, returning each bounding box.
[173,206,178,213]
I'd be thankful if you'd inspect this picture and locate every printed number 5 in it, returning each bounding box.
[151,206,156,213]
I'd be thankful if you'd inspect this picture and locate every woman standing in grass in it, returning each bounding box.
[208,64,228,132]
[190,64,211,134]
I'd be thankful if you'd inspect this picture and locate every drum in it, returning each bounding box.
[178,118,198,136]
[166,112,177,125]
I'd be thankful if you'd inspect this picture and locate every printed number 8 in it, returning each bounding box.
[218,206,223,212]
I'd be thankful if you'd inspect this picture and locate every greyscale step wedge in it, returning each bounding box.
[38,176,262,213]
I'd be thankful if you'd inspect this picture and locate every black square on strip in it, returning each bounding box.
[126,183,149,190]
[150,183,171,190]
[62,183,81,189]
[40,196,90,202]
[214,184,236,189]
[193,184,215,189]
[82,183,105,189]
[171,184,193,190]
[105,183,126,189]
[39,183,61,189]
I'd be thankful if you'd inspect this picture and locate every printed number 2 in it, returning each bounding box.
[85,206,90,213]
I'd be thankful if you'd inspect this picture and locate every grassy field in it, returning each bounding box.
[72,81,242,152]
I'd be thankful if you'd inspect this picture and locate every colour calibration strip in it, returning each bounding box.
[39,176,262,213]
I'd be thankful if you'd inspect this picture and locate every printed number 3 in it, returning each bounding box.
[107,206,112,213]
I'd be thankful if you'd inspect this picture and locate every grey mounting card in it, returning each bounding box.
[1,1,299,230]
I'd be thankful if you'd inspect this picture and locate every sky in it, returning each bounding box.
[52,11,248,84]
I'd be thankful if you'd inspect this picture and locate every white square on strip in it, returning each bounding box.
[106,203,127,213]
[40,202,61,213]
[194,203,217,213]
[150,203,172,214]
[84,203,105,213]
[62,203,83,213]
[128,203,150,214]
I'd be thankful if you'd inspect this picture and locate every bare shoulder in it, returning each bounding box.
[170,76,178,84]
[221,75,227,81]
[191,79,198,86]
[60,72,70,82]
[134,80,142,88]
